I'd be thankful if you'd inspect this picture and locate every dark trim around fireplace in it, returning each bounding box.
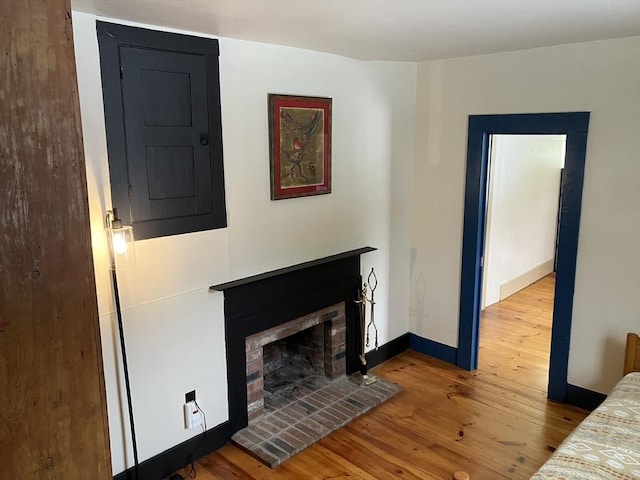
[209,247,376,292]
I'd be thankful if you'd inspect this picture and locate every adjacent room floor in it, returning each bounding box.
[479,273,556,393]
[174,274,587,479]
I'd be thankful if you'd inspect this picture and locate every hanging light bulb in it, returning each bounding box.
[112,230,129,255]
[106,208,136,270]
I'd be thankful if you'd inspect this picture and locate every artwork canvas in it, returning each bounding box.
[268,94,332,200]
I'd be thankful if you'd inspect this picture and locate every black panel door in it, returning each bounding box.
[97,22,226,240]
[120,47,212,224]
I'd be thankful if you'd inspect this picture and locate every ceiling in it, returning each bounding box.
[72,0,640,62]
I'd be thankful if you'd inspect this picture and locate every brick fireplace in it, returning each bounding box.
[210,247,375,432]
[210,247,403,467]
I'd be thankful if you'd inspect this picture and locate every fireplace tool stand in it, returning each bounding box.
[350,267,379,386]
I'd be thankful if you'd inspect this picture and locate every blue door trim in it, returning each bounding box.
[457,112,590,403]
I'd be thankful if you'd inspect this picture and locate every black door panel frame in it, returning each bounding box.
[97,21,227,240]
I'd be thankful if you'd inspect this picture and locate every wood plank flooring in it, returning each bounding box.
[175,275,587,479]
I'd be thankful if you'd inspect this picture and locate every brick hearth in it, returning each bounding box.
[231,374,402,467]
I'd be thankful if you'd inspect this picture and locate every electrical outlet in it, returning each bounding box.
[185,390,196,403]
[183,401,203,429]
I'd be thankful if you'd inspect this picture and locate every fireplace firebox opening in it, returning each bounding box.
[245,303,345,422]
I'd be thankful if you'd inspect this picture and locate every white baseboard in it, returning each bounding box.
[499,259,554,301]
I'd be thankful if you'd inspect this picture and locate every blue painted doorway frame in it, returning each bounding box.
[457,112,590,402]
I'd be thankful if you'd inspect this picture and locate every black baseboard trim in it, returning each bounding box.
[113,421,231,480]
[409,333,457,365]
[565,383,606,411]
[365,333,410,369]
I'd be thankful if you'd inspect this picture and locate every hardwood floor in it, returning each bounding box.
[479,274,556,393]
[175,275,587,479]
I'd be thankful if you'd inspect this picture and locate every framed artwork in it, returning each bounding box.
[268,94,332,200]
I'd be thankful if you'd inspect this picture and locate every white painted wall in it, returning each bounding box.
[411,36,640,394]
[482,135,565,308]
[72,12,416,474]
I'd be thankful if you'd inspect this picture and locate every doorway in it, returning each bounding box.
[480,134,566,391]
[482,134,565,311]
[456,113,590,403]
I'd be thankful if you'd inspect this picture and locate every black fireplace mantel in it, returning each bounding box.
[215,246,376,433]
[209,246,376,292]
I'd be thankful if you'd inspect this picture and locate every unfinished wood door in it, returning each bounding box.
[0,0,112,478]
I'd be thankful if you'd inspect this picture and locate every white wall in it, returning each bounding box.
[482,135,565,308]
[411,36,640,394]
[72,12,416,474]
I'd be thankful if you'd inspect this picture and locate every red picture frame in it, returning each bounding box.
[268,94,332,200]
